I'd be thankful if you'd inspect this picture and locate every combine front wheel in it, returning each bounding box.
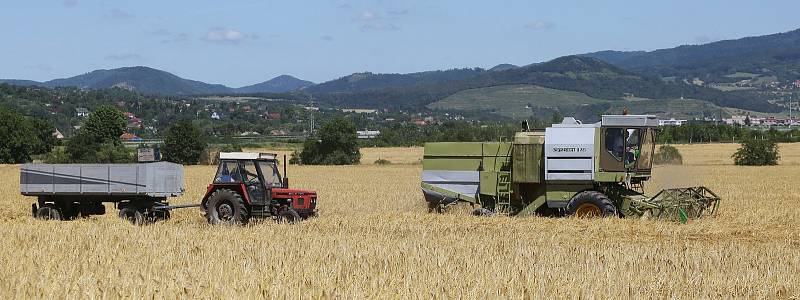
[566,191,617,218]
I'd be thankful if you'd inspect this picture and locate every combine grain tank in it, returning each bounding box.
[20,162,184,223]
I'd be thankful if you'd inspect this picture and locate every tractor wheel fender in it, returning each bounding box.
[566,191,618,218]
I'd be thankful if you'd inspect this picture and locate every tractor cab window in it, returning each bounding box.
[625,128,641,167]
[605,128,625,161]
[258,161,282,188]
[214,161,241,183]
[240,161,260,184]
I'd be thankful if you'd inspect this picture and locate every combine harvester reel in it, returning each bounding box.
[641,186,721,222]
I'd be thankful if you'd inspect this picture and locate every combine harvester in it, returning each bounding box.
[20,152,317,225]
[421,115,720,222]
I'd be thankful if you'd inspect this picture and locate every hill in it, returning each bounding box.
[489,64,519,71]
[235,75,313,93]
[582,28,800,81]
[428,84,730,122]
[303,68,486,94]
[43,66,232,95]
[312,56,781,113]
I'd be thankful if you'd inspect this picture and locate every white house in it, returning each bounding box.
[658,118,687,126]
[357,130,381,139]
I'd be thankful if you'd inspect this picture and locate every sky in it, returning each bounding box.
[1,0,797,87]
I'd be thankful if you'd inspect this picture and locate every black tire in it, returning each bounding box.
[565,191,617,218]
[118,207,144,225]
[206,189,249,225]
[35,204,62,221]
[277,207,301,224]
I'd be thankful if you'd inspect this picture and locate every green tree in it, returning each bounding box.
[163,119,207,165]
[0,107,54,163]
[733,138,780,166]
[82,105,126,142]
[300,117,360,165]
[66,105,131,163]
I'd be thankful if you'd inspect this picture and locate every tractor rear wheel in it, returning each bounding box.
[566,191,617,218]
[206,189,249,225]
[277,207,301,224]
[35,204,62,221]
[118,207,144,225]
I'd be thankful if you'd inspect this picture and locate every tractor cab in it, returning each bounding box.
[598,115,659,181]
[202,152,317,225]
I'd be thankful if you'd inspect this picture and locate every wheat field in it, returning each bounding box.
[0,144,798,298]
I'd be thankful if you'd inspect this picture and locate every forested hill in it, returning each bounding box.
[0,67,315,95]
[302,68,487,93]
[236,75,313,93]
[582,28,800,81]
[312,56,781,112]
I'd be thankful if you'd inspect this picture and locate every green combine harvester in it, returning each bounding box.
[421,115,720,222]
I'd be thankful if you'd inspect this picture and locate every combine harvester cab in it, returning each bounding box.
[421,115,720,222]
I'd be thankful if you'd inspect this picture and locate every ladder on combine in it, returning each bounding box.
[495,171,513,214]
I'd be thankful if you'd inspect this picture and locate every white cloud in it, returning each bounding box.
[108,9,135,20]
[204,28,256,44]
[361,23,399,31]
[147,29,190,44]
[360,10,377,21]
[387,9,409,16]
[524,21,555,30]
[356,10,400,31]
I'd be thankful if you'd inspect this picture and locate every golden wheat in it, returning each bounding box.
[0,144,797,298]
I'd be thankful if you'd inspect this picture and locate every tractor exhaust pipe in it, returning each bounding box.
[283,154,289,188]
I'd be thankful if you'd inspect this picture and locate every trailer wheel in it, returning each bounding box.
[277,207,300,224]
[119,207,144,225]
[35,204,62,221]
[566,191,617,218]
[206,189,249,225]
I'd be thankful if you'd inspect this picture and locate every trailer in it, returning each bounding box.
[20,162,184,223]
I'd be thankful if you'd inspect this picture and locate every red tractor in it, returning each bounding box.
[201,152,317,225]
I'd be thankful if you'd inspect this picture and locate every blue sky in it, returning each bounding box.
[1,0,797,86]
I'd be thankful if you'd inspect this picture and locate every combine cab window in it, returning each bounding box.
[605,128,625,161]
[214,161,241,183]
[625,128,641,167]
[637,129,655,170]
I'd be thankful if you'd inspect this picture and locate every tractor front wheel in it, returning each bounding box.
[277,207,300,224]
[206,189,249,225]
[566,191,617,218]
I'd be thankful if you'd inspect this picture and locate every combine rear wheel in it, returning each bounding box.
[35,204,62,221]
[206,189,249,225]
[566,191,617,218]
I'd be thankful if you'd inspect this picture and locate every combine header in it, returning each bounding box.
[421,115,720,222]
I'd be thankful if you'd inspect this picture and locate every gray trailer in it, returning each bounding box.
[20,162,185,223]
